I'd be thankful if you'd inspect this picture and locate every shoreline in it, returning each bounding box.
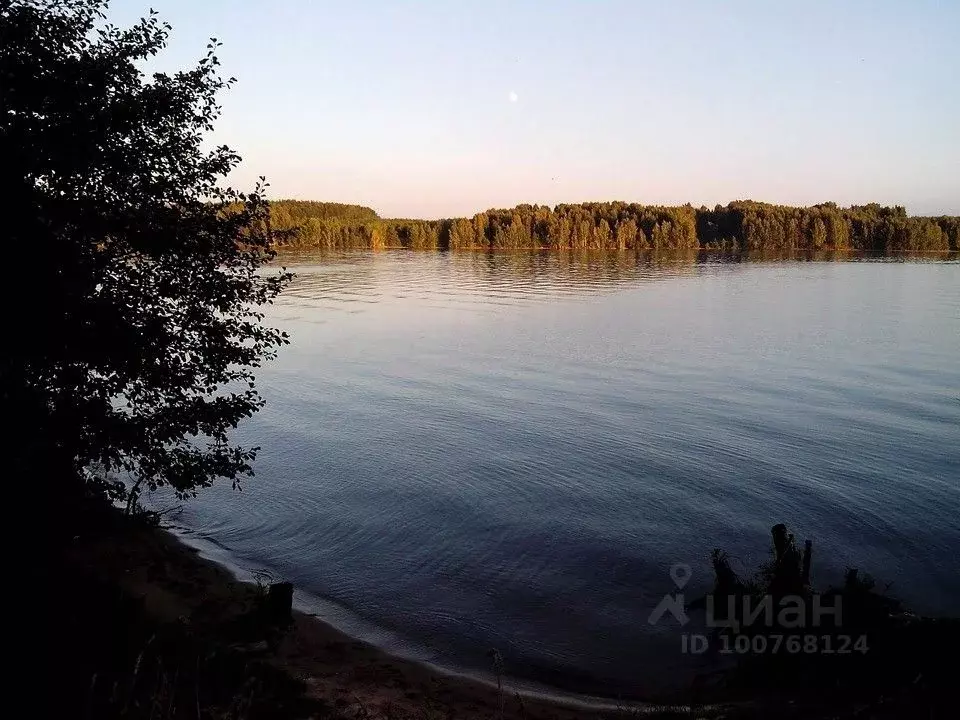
[271,246,959,259]
[74,512,714,719]
[166,524,670,714]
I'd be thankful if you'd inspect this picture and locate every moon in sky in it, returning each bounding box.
[508,91,518,103]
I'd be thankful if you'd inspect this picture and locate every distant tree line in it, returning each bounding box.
[267,200,959,254]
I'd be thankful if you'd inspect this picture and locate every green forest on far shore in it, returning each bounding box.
[266,200,960,254]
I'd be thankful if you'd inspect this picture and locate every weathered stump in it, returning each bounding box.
[267,582,293,623]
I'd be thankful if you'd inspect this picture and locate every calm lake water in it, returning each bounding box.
[167,251,960,697]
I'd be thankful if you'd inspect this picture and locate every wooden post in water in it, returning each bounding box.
[801,539,813,586]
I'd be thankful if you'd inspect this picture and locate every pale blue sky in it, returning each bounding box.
[107,0,959,218]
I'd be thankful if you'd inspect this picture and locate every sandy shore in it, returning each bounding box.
[65,515,703,719]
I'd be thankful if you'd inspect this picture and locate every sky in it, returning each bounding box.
[106,0,959,219]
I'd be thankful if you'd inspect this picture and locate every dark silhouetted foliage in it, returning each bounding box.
[699,524,959,714]
[1,0,291,506]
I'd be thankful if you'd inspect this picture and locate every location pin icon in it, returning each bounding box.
[670,563,692,590]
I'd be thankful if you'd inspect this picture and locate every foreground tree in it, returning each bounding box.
[1,0,291,511]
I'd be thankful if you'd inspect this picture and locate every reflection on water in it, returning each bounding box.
[165,250,960,698]
[277,250,707,312]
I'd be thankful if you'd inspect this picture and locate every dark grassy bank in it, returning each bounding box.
[265,200,960,254]
[46,500,323,719]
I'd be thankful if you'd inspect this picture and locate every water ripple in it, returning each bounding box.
[158,252,960,698]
